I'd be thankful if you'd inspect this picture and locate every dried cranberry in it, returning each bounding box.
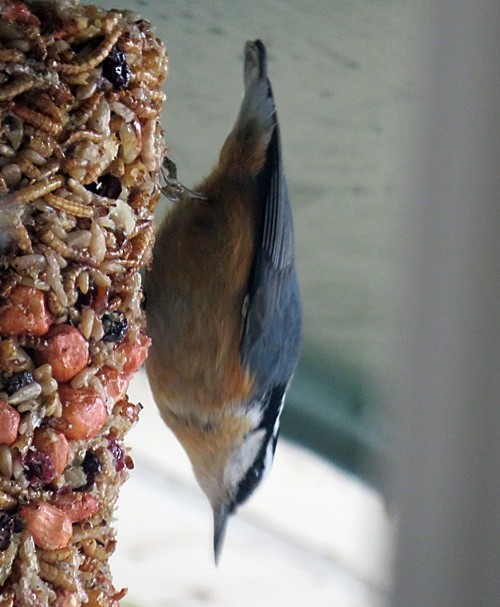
[4,370,34,395]
[79,450,102,490]
[23,451,56,486]
[0,513,14,552]
[107,435,125,472]
[102,46,131,90]
[12,516,24,533]
[102,311,128,343]
[85,174,122,199]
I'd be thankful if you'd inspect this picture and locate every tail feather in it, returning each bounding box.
[218,40,275,177]
[238,40,274,137]
[244,39,267,88]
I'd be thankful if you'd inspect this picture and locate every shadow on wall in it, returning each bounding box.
[283,343,391,490]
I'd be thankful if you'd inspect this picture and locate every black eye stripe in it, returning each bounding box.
[233,452,266,508]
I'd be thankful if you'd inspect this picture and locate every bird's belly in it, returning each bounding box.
[145,206,255,417]
[146,287,253,418]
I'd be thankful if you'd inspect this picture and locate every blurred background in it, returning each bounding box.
[97,1,499,606]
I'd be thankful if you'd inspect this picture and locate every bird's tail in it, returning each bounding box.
[218,40,276,177]
[243,39,268,90]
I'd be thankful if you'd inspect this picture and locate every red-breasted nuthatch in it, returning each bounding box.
[145,40,302,562]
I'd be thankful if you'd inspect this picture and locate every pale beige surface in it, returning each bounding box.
[112,372,393,607]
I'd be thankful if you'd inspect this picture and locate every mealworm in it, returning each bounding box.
[124,223,154,268]
[44,192,93,218]
[80,538,109,561]
[39,561,78,591]
[124,187,146,211]
[37,158,62,181]
[127,185,160,213]
[38,547,75,564]
[11,224,33,253]
[72,519,107,542]
[27,91,62,122]
[106,156,125,178]
[0,490,17,509]
[116,90,162,120]
[70,89,104,128]
[0,478,21,497]
[16,156,41,180]
[56,26,122,75]
[24,126,61,159]
[62,129,104,149]
[14,175,64,204]
[0,49,25,62]
[46,289,67,318]
[130,69,163,89]
[101,12,120,35]
[0,74,35,101]
[78,138,119,185]
[64,263,89,305]
[39,227,94,265]
[105,240,131,260]
[44,81,74,106]
[10,103,62,135]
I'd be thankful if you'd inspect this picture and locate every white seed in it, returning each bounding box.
[89,220,106,262]
[8,382,42,405]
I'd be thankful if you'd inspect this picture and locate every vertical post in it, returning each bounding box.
[390,2,500,606]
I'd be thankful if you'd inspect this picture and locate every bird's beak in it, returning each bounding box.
[213,504,230,565]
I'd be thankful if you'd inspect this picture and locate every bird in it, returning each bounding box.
[144,39,302,563]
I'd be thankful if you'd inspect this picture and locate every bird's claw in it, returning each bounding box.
[161,156,208,202]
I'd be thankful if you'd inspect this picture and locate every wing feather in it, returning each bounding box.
[240,85,301,392]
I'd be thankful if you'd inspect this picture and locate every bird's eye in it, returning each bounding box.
[233,457,265,508]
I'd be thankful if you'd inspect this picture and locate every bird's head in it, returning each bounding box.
[160,392,283,562]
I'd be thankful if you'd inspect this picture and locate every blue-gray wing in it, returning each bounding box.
[240,114,302,393]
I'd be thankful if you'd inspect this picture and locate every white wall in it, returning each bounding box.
[389,2,500,606]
